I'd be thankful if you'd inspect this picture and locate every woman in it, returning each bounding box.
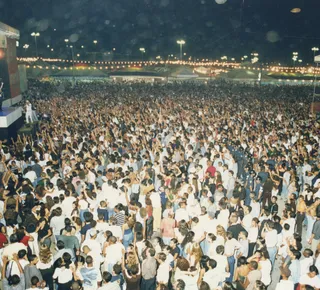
[36,216,52,248]
[53,257,74,290]
[174,220,189,246]
[160,211,175,245]
[181,231,195,259]
[2,165,18,195]
[188,242,202,268]
[37,244,54,290]
[122,216,135,249]
[258,250,272,287]
[295,195,307,236]
[121,247,141,290]
[234,256,250,290]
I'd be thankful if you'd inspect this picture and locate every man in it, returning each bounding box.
[2,254,25,290]
[141,248,157,290]
[78,256,102,290]
[243,261,261,290]
[261,220,278,265]
[25,100,33,124]
[0,81,4,111]
[156,253,170,286]
[53,240,75,262]
[299,265,320,289]
[202,259,227,289]
[275,266,294,290]
[98,271,120,290]
[26,276,49,290]
[24,255,43,289]
[308,213,320,253]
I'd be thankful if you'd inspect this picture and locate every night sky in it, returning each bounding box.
[1,0,319,63]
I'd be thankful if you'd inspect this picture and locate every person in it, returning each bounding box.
[299,265,320,289]
[99,271,120,290]
[243,261,261,290]
[1,80,320,290]
[2,254,25,290]
[141,248,157,290]
[0,81,4,111]
[275,266,294,290]
[25,100,33,124]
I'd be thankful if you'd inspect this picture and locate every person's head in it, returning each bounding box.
[239,231,248,240]
[86,255,93,266]
[174,279,186,290]
[199,281,210,290]
[226,231,233,240]
[249,260,259,270]
[71,281,83,290]
[157,252,167,263]
[129,264,139,276]
[207,258,217,270]
[216,245,225,255]
[303,248,313,258]
[170,238,178,248]
[29,254,39,265]
[8,274,20,286]
[308,265,319,278]
[18,249,27,259]
[279,266,291,280]
[147,247,156,257]
[102,271,112,283]
[271,196,277,204]
[290,249,301,260]
[237,256,247,267]
[30,276,40,287]
[57,240,65,250]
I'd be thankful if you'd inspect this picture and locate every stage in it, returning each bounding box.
[0,106,24,140]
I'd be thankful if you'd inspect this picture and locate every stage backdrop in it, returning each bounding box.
[18,64,28,93]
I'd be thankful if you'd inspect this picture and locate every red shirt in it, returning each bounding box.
[206,166,216,178]
[20,236,30,247]
[0,233,8,248]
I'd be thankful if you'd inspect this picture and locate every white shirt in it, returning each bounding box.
[175,208,189,223]
[224,238,242,256]
[50,215,66,236]
[259,259,272,286]
[53,267,73,283]
[157,262,170,284]
[299,274,320,288]
[275,280,294,290]
[242,214,253,231]
[61,196,76,217]
[265,229,278,247]
[203,268,227,290]
[150,191,161,208]
[300,257,314,276]
[248,227,258,243]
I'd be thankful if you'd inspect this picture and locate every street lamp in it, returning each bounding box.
[139,48,145,61]
[177,40,185,60]
[312,47,319,60]
[31,32,40,58]
[93,40,98,45]
[292,52,298,68]
[65,39,75,87]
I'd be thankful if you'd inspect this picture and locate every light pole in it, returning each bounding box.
[292,52,298,69]
[65,39,75,87]
[177,40,185,60]
[31,32,40,58]
[312,47,319,61]
[139,48,145,61]
[23,44,29,56]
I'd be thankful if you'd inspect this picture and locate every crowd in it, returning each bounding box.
[0,79,320,290]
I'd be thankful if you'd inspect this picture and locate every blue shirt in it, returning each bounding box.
[289,259,300,284]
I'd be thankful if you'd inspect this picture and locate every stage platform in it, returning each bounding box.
[0,106,24,140]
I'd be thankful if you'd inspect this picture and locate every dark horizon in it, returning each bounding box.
[1,0,320,64]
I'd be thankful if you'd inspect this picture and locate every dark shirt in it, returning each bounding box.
[227,224,247,240]
[312,220,320,240]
